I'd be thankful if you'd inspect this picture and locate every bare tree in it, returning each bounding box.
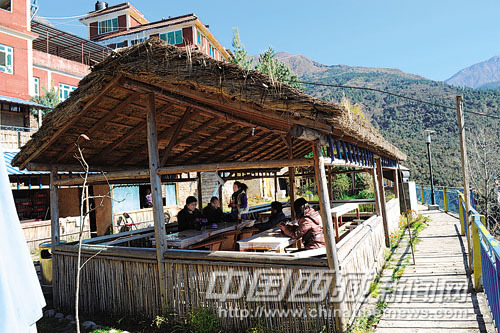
[467,126,500,235]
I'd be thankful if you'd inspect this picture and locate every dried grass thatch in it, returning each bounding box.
[13,38,405,169]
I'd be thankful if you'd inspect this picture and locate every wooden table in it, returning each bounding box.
[331,202,360,241]
[165,222,238,248]
[237,227,300,253]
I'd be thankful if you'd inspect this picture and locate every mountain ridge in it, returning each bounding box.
[265,52,500,186]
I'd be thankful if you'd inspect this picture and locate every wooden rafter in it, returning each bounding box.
[175,122,236,163]
[19,75,123,169]
[201,129,265,164]
[243,135,284,161]
[160,107,194,167]
[56,91,141,162]
[122,78,285,135]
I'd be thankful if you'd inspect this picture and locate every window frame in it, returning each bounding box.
[0,43,13,74]
[98,17,119,35]
[58,83,77,102]
[33,77,39,97]
[160,29,183,45]
[0,0,12,12]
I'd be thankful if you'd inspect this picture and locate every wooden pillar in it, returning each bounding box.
[327,166,333,203]
[50,171,60,246]
[218,173,223,207]
[375,157,390,247]
[312,140,346,332]
[197,172,203,210]
[49,170,60,305]
[274,172,278,201]
[146,92,168,312]
[393,169,399,198]
[371,169,381,215]
[287,135,296,219]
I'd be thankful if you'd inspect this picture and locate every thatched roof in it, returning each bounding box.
[13,39,405,170]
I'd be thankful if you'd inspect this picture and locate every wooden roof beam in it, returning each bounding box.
[55,91,141,163]
[18,75,123,170]
[121,78,285,135]
[160,107,195,167]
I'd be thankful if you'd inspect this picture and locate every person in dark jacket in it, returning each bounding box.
[280,198,325,249]
[202,197,224,224]
[229,181,249,220]
[177,196,202,231]
[257,201,287,231]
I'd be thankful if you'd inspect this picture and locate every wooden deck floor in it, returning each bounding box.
[374,206,495,333]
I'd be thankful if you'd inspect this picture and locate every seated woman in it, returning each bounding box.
[202,196,224,224]
[177,196,202,231]
[280,198,325,250]
[257,201,287,231]
[228,181,249,221]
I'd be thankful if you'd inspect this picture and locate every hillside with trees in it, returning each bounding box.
[275,54,500,187]
[230,30,500,187]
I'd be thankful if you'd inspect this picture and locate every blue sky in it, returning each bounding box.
[37,0,500,81]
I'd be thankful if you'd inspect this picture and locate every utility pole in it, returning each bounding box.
[456,95,473,272]
[424,130,437,208]
[424,130,439,210]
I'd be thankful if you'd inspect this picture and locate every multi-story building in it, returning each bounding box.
[79,1,229,61]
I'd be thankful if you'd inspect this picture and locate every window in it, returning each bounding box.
[197,30,202,45]
[130,37,146,46]
[33,77,39,96]
[0,0,11,11]
[0,44,13,74]
[58,83,76,102]
[159,30,183,45]
[116,41,127,48]
[98,17,119,35]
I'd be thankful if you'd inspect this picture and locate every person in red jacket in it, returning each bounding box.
[280,198,326,250]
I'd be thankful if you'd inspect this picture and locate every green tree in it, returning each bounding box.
[255,47,303,90]
[229,28,253,70]
[30,86,59,117]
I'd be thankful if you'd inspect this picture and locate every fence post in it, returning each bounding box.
[458,195,465,236]
[443,187,448,212]
[421,186,425,204]
[471,215,483,291]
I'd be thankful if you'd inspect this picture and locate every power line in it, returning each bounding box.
[298,80,500,120]
[37,14,87,20]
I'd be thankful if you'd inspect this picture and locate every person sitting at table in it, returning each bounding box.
[257,201,287,231]
[203,196,224,224]
[229,181,249,221]
[177,196,202,231]
[280,198,325,250]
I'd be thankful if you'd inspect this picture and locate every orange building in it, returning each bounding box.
[79,2,230,61]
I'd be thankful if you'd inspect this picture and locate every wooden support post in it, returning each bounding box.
[312,141,346,332]
[421,186,425,204]
[286,135,296,219]
[218,176,223,207]
[393,169,399,198]
[50,170,60,305]
[375,157,390,247]
[50,171,60,247]
[471,215,484,290]
[197,172,203,211]
[274,172,278,201]
[371,169,381,216]
[146,92,168,312]
[459,195,465,236]
[443,187,448,212]
[327,166,333,203]
[456,95,473,274]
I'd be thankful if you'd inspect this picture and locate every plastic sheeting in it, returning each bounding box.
[0,146,45,331]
